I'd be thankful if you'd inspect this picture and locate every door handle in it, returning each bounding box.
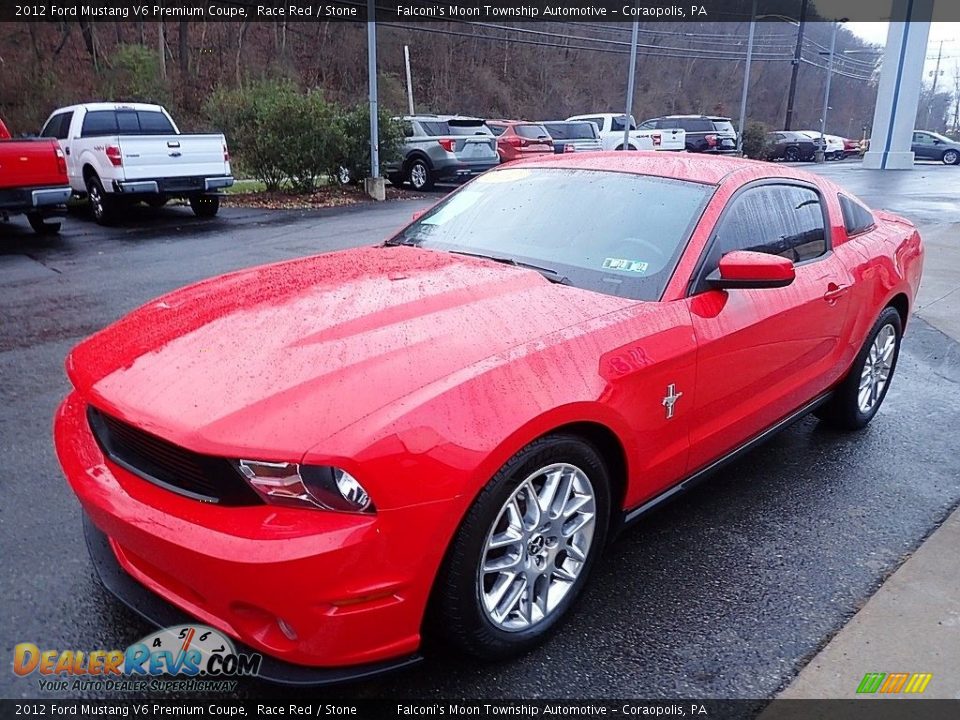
[824,283,849,303]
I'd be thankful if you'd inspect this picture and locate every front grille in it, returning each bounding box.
[87,406,262,506]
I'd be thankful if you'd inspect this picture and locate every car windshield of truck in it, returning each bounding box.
[389,167,712,302]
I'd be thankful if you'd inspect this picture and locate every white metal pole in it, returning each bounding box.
[737,0,757,154]
[367,0,379,179]
[622,20,639,151]
[404,45,415,116]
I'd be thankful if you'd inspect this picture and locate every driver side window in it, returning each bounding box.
[694,184,828,293]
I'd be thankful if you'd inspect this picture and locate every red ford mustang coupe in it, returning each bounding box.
[55,153,923,683]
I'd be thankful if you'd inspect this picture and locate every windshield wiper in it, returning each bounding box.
[450,251,572,285]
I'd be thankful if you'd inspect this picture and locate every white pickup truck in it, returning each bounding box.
[39,102,233,224]
[566,113,685,152]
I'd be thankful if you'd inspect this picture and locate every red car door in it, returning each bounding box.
[684,182,853,470]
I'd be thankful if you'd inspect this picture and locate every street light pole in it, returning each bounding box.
[367,0,379,180]
[736,0,757,155]
[622,19,639,151]
[816,20,841,163]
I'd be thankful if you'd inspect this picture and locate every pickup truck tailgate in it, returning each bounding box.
[117,134,228,180]
[0,140,66,190]
[654,127,685,151]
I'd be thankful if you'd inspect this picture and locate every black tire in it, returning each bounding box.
[784,146,801,162]
[942,149,960,166]
[816,307,903,431]
[26,212,61,235]
[145,196,168,209]
[189,195,220,218]
[432,433,611,660]
[85,174,115,226]
[407,159,433,191]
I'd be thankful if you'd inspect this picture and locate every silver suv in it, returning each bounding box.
[387,115,499,190]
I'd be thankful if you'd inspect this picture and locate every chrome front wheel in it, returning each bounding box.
[433,434,610,659]
[479,463,596,632]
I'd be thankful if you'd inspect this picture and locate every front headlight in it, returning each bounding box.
[235,460,374,513]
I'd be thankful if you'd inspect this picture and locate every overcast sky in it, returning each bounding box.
[845,22,960,85]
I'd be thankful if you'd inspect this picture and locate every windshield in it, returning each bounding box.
[389,168,712,301]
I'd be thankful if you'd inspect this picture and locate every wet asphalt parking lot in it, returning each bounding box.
[2,164,959,704]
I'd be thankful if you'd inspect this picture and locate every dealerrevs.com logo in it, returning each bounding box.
[13,624,262,692]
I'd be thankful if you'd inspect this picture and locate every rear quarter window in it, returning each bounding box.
[137,111,175,134]
[839,194,876,236]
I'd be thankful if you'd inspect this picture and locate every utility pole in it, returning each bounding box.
[784,0,809,130]
[925,40,944,129]
[404,45,415,116]
[816,20,842,162]
[737,0,758,155]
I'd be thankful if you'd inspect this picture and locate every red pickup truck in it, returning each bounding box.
[1,117,72,234]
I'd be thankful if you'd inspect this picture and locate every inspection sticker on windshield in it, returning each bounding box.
[603,258,649,273]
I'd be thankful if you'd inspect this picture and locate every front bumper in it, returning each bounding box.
[54,391,450,677]
[82,513,421,686]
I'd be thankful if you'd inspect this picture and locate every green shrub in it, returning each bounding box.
[741,121,770,160]
[330,104,405,184]
[208,80,337,192]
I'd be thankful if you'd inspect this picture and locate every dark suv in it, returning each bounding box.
[639,115,738,154]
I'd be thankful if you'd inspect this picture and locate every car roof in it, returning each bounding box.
[496,150,826,187]
[56,102,167,113]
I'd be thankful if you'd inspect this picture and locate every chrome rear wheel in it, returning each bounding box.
[858,324,896,413]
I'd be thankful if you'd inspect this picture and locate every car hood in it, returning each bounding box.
[68,245,630,459]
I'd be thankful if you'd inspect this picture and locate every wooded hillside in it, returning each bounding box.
[0,19,951,141]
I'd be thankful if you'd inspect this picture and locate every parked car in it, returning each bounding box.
[56,152,922,681]
[764,131,817,162]
[1,116,71,235]
[386,115,499,191]
[485,120,555,162]
[797,131,845,161]
[639,114,737,154]
[567,113,685,151]
[541,121,603,153]
[843,137,861,158]
[911,130,960,165]
[40,102,233,225]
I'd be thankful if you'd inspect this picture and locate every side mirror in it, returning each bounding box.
[934,139,943,145]
[707,250,795,290]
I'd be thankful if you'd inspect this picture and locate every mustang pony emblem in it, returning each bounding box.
[662,384,683,419]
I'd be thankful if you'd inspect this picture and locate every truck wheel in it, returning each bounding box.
[27,213,61,236]
[190,195,220,218]
[85,175,115,226]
